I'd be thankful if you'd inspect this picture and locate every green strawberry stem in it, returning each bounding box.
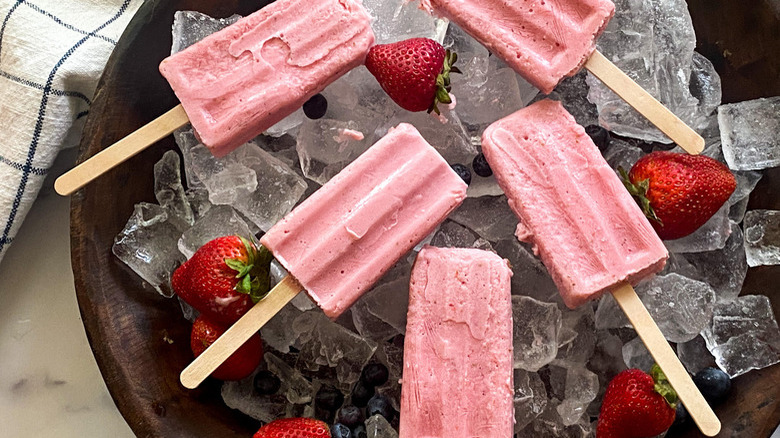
[650,364,679,408]
[225,236,274,303]
[618,167,663,226]
[428,49,460,115]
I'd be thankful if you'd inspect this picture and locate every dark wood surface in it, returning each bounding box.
[69,1,780,437]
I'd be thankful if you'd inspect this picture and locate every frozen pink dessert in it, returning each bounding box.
[260,124,468,318]
[159,0,375,157]
[421,0,614,94]
[400,246,513,438]
[482,100,667,308]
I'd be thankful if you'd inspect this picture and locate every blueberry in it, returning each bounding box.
[352,424,367,438]
[471,153,493,177]
[331,423,352,438]
[451,163,471,185]
[361,363,389,388]
[584,124,611,151]
[316,384,345,411]
[367,394,394,420]
[303,93,328,119]
[252,371,281,395]
[351,380,375,407]
[693,367,732,405]
[666,403,690,434]
[337,405,365,428]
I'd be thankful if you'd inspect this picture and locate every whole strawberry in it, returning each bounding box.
[365,37,460,114]
[622,151,736,240]
[253,418,331,438]
[190,315,263,381]
[597,365,678,438]
[172,235,273,325]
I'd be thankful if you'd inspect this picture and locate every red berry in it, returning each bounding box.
[190,315,263,381]
[597,366,678,438]
[365,38,459,114]
[253,417,331,438]
[622,151,736,240]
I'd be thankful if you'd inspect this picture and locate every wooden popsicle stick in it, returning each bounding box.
[54,104,190,196]
[585,50,705,155]
[611,282,721,437]
[180,275,303,389]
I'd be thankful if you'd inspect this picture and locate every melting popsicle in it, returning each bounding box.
[421,0,704,153]
[55,0,375,194]
[481,99,720,436]
[180,123,468,388]
[400,246,513,438]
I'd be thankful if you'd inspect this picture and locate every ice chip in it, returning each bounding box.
[719,97,780,170]
[448,195,518,242]
[677,335,717,375]
[514,369,548,432]
[430,220,480,248]
[556,366,599,426]
[221,369,289,423]
[351,262,410,341]
[366,414,398,438]
[663,203,732,254]
[363,0,446,44]
[513,295,562,371]
[744,209,780,267]
[112,203,188,297]
[170,11,241,54]
[493,238,559,303]
[177,205,254,259]
[154,150,195,225]
[296,118,372,185]
[622,337,655,371]
[702,295,780,377]
[265,352,314,404]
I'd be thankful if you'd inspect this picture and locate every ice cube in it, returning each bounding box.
[702,295,780,377]
[596,274,716,343]
[586,0,711,143]
[554,306,597,366]
[663,203,732,254]
[351,262,411,341]
[170,11,241,54]
[669,222,747,301]
[366,414,398,438]
[442,22,490,87]
[719,97,780,170]
[363,0,446,44]
[517,401,593,438]
[447,195,518,242]
[622,337,655,371]
[265,108,304,138]
[556,366,599,426]
[514,369,548,432]
[727,170,763,222]
[392,109,477,165]
[185,188,212,220]
[112,203,188,297]
[154,150,195,226]
[177,205,255,259]
[689,52,722,119]
[453,68,528,127]
[430,220,480,248]
[677,335,717,375]
[221,369,289,423]
[603,137,645,172]
[174,128,204,189]
[547,71,598,128]
[265,352,314,404]
[513,295,562,371]
[260,302,305,354]
[493,238,559,302]
[294,311,378,390]
[296,118,372,185]
[178,296,199,322]
[187,136,307,232]
[744,209,780,267]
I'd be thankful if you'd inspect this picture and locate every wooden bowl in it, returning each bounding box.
[70,0,780,436]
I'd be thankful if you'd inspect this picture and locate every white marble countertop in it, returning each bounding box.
[0,149,134,438]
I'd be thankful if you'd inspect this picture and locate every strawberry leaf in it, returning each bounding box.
[619,167,663,226]
[225,257,248,275]
[650,364,678,408]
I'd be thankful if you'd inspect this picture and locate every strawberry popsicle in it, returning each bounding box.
[182,123,468,389]
[420,0,705,154]
[159,0,375,157]
[482,99,667,309]
[260,123,469,318]
[400,246,513,438]
[482,100,722,436]
[423,0,613,94]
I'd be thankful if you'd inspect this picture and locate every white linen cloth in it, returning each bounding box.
[0,0,142,265]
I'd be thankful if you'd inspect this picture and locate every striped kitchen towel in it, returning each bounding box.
[0,0,142,265]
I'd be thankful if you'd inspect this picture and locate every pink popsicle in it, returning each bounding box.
[482,99,667,308]
[260,123,469,318]
[422,0,614,94]
[159,0,375,156]
[400,246,513,438]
